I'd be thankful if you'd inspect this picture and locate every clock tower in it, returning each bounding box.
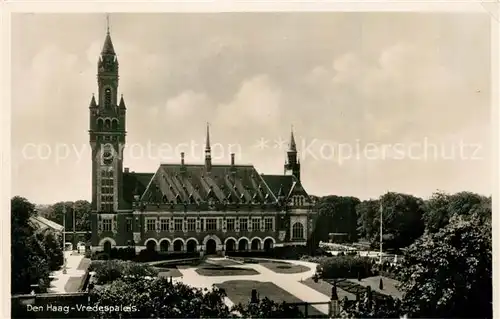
[89,26,127,214]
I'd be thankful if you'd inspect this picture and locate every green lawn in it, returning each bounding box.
[301,277,356,300]
[64,276,84,292]
[195,266,259,276]
[260,261,310,274]
[156,267,183,278]
[215,280,324,316]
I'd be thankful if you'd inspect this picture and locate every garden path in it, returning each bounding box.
[48,251,86,293]
[174,258,331,315]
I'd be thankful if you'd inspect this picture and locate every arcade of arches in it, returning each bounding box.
[112,236,277,254]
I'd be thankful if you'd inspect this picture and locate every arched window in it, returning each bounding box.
[292,222,304,240]
[111,119,118,130]
[97,118,104,131]
[104,119,111,129]
[105,88,112,108]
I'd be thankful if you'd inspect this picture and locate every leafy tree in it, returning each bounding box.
[89,277,233,318]
[423,191,491,233]
[41,200,91,232]
[357,193,425,251]
[11,196,51,293]
[398,213,492,318]
[312,196,360,244]
[232,297,304,318]
[41,228,64,271]
[340,286,401,318]
[356,199,379,240]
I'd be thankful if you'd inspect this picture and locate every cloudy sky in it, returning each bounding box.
[11,12,491,204]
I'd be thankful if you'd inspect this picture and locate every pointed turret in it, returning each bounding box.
[289,126,297,152]
[205,123,212,171]
[101,15,115,56]
[284,125,301,181]
[119,94,126,109]
[101,32,116,56]
[89,94,97,108]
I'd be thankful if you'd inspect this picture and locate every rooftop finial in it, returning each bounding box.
[106,13,110,34]
[205,122,211,151]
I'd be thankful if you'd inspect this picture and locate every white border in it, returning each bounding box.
[1,2,497,319]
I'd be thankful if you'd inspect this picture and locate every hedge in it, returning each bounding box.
[91,248,200,262]
[90,260,159,285]
[317,256,374,279]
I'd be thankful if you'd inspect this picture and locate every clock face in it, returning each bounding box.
[102,151,113,165]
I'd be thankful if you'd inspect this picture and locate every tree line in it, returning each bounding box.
[36,200,91,232]
[310,191,491,251]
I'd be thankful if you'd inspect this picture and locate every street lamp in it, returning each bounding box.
[62,204,67,274]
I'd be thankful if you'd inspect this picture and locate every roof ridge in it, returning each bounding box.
[141,168,160,202]
[256,173,278,202]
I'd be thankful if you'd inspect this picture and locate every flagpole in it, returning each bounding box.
[73,203,76,252]
[62,204,67,274]
[379,199,383,265]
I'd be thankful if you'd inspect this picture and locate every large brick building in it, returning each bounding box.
[89,29,316,254]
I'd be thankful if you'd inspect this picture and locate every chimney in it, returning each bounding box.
[231,153,235,166]
[181,152,185,166]
[124,167,129,173]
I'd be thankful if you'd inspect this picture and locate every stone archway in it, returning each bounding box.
[103,240,112,253]
[251,238,261,251]
[160,240,170,252]
[202,235,222,254]
[206,239,217,255]
[263,237,275,251]
[238,238,248,251]
[225,238,236,252]
[173,239,184,252]
[186,239,198,253]
[146,240,157,252]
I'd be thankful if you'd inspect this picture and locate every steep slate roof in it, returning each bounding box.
[121,165,312,209]
[122,172,155,208]
[139,164,279,204]
[261,174,311,201]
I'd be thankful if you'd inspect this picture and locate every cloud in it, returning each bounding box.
[304,42,489,143]
[215,74,282,129]
[11,13,491,203]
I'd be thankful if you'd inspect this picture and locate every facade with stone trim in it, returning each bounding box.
[89,29,317,254]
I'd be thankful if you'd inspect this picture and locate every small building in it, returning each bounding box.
[29,215,64,233]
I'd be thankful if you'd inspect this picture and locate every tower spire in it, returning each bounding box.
[289,125,297,152]
[101,14,115,56]
[205,123,212,171]
[284,125,300,181]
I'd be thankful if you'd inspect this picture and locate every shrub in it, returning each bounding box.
[89,277,233,318]
[232,297,305,318]
[90,260,158,285]
[317,256,373,280]
[84,250,92,258]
